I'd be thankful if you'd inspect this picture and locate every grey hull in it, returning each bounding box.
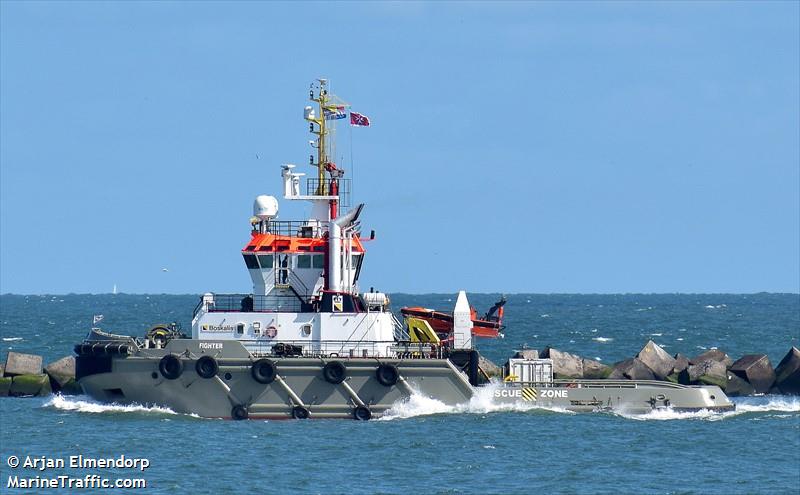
[77,338,474,419]
[76,337,735,419]
[491,380,735,414]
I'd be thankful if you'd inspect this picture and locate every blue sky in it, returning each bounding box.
[1,1,798,294]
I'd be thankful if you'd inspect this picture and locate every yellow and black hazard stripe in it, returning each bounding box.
[521,388,537,402]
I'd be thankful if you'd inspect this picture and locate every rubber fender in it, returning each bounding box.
[159,354,183,380]
[353,405,372,421]
[195,355,219,379]
[292,405,310,419]
[231,405,248,420]
[375,364,399,387]
[323,361,347,384]
[468,350,480,386]
[251,359,277,384]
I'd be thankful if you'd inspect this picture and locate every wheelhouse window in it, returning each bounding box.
[312,254,324,269]
[243,254,259,269]
[258,255,273,269]
[297,255,312,269]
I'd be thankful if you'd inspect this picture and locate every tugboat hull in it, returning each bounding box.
[77,339,474,420]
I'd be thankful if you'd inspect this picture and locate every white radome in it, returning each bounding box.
[253,195,279,220]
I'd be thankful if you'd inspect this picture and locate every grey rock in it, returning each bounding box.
[513,349,539,360]
[609,358,656,381]
[45,356,76,388]
[0,377,10,396]
[582,358,611,379]
[729,354,775,394]
[59,378,83,395]
[541,347,584,379]
[10,374,51,397]
[690,349,733,368]
[726,371,756,397]
[4,352,43,376]
[672,353,690,375]
[774,346,800,395]
[478,355,502,380]
[636,340,676,379]
[679,360,728,389]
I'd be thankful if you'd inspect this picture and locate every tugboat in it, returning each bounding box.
[74,80,735,419]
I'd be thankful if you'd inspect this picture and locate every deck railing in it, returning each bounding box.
[193,293,311,316]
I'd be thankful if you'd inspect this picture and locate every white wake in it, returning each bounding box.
[42,394,182,416]
[615,395,800,422]
[379,382,575,421]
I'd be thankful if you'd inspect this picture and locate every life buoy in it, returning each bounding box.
[265,326,278,338]
[322,361,347,384]
[353,405,371,421]
[251,358,277,384]
[159,354,183,380]
[375,364,399,387]
[292,405,310,419]
[231,405,248,420]
[195,355,219,379]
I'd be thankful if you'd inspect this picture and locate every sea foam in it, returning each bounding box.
[42,394,183,416]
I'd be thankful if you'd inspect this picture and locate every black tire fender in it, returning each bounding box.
[251,359,277,384]
[292,405,310,419]
[195,355,219,379]
[159,354,183,380]
[322,360,347,384]
[353,405,372,421]
[375,364,399,387]
[231,405,248,420]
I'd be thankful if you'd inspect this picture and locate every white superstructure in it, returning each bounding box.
[189,79,400,357]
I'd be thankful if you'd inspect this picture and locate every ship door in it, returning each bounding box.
[276,254,290,287]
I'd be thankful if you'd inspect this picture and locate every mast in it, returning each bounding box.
[308,79,348,218]
[310,79,327,195]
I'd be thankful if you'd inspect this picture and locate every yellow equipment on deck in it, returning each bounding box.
[406,317,441,344]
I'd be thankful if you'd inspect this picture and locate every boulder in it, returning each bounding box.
[774,346,800,395]
[679,360,728,389]
[541,347,583,379]
[726,371,756,397]
[513,349,539,360]
[478,355,502,380]
[636,340,675,379]
[728,354,775,394]
[45,356,76,389]
[690,349,733,368]
[59,379,83,395]
[0,377,11,396]
[4,352,43,376]
[10,374,51,397]
[582,358,612,379]
[608,358,656,381]
[672,353,690,375]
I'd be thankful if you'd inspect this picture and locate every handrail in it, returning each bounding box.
[553,379,690,389]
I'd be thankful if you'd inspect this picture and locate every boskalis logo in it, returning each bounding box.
[202,324,236,332]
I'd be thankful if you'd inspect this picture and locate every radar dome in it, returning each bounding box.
[253,195,279,220]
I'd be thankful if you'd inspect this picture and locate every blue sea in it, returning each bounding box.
[1,293,798,494]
